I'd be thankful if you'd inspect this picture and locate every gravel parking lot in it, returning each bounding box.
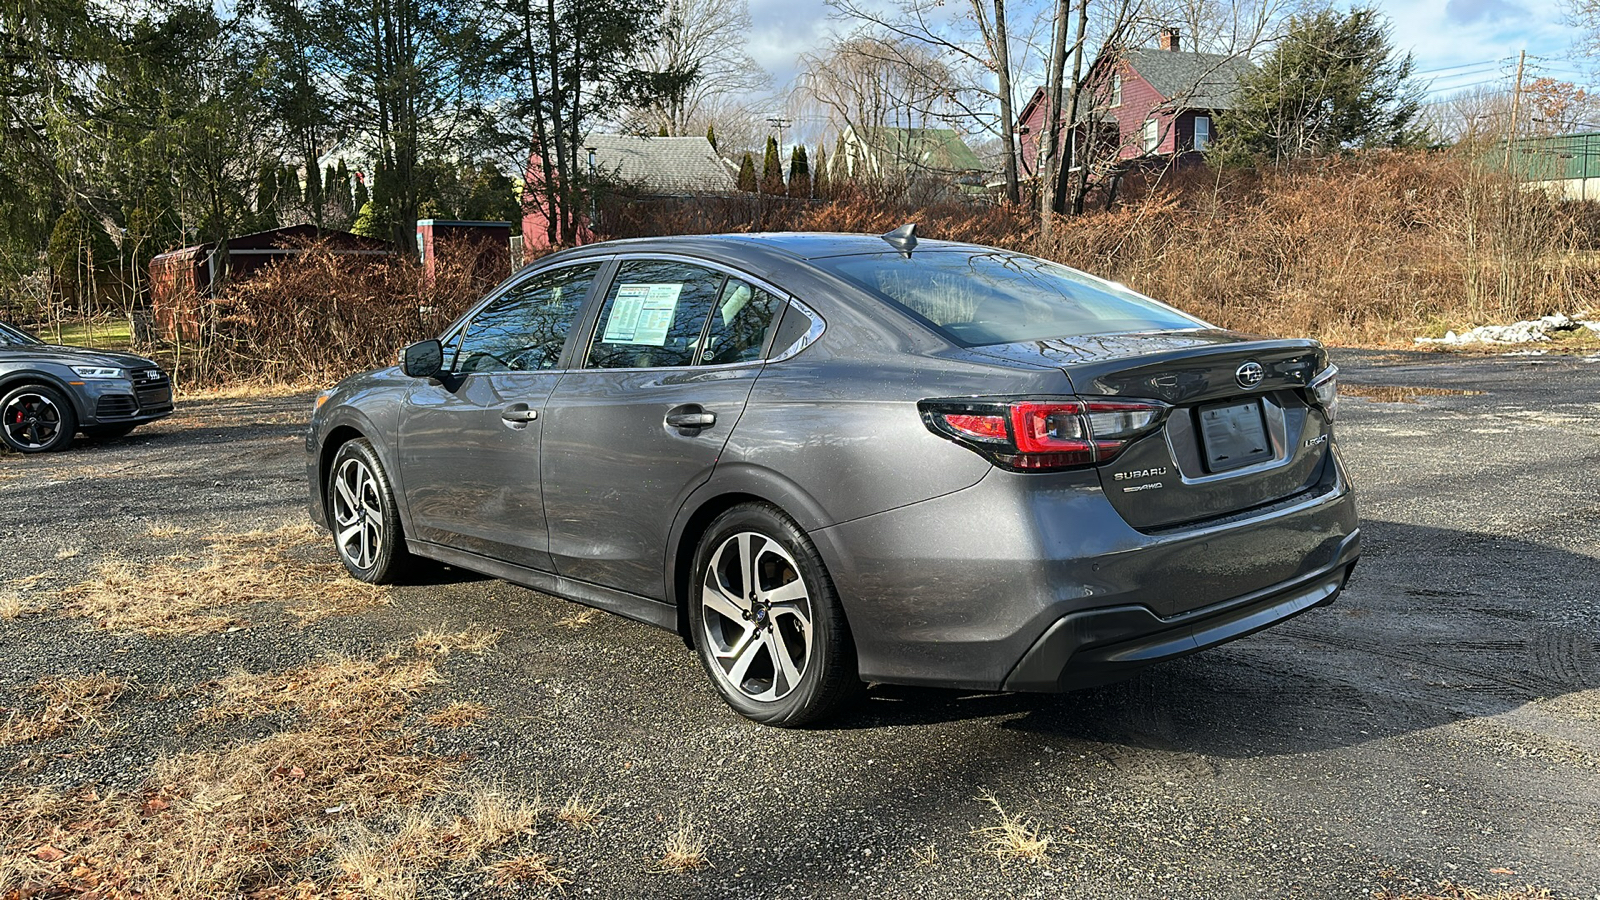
[1,348,1596,899]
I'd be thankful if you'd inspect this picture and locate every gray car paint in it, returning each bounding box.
[0,330,173,430]
[307,233,1359,692]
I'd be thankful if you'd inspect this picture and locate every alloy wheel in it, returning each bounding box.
[699,531,815,702]
[331,456,385,571]
[3,392,63,450]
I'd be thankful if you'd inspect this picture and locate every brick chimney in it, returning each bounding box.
[1158,27,1181,52]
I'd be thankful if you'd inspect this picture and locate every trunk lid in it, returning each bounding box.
[971,330,1333,531]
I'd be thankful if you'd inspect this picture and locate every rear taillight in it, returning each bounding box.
[1309,365,1338,423]
[920,397,1168,472]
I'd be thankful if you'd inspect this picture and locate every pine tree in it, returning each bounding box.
[706,124,718,152]
[280,164,301,212]
[353,172,370,212]
[813,142,829,198]
[789,145,811,199]
[833,133,850,184]
[736,153,757,192]
[760,136,784,195]
[657,124,669,137]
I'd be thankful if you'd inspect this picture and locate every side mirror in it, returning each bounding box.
[401,339,444,379]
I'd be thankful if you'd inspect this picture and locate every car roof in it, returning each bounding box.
[545,231,992,264]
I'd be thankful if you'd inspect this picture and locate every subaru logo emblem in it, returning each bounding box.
[1236,361,1265,389]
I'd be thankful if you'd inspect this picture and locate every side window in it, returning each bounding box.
[453,263,600,374]
[700,278,783,366]
[585,260,725,369]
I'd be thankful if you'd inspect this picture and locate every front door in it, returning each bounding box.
[398,260,604,570]
[542,257,788,600]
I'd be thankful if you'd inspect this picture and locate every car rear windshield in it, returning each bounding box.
[815,250,1205,346]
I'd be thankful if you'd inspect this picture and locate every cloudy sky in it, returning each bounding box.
[742,0,1586,125]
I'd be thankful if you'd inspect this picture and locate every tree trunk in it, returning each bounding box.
[1037,0,1070,234]
[1056,0,1089,215]
[992,0,1019,205]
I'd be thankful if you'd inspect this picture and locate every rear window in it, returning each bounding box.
[816,250,1204,346]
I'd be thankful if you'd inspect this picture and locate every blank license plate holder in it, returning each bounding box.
[1196,399,1271,473]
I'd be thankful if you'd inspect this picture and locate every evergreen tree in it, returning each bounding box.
[832,133,849,184]
[736,152,757,192]
[658,124,669,137]
[760,136,784,195]
[45,206,117,310]
[813,142,829,198]
[305,161,324,226]
[705,123,717,151]
[254,165,279,230]
[788,145,811,199]
[280,163,300,209]
[350,201,381,238]
[353,172,370,211]
[1215,6,1423,163]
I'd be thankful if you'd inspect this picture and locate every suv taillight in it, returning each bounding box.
[919,397,1168,471]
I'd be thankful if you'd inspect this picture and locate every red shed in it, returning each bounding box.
[148,225,391,340]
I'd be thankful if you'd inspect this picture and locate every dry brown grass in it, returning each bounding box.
[174,380,321,401]
[556,608,601,629]
[971,793,1053,865]
[411,624,501,657]
[423,701,489,728]
[910,844,940,867]
[0,674,127,746]
[483,853,571,889]
[555,790,606,831]
[0,643,464,897]
[0,592,37,621]
[1342,385,1487,403]
[52,521,384,635]
[654,811,709,874]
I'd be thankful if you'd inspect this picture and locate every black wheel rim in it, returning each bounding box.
[4,393,63,449]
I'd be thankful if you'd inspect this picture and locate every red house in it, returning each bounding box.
[1016,29,1256,178]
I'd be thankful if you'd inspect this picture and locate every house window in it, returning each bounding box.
[1141,119,1159,153]
[1194,116,1212,151]
[1110,73,1122,107]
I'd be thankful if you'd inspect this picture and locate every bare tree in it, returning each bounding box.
[793,35,962,179]
[825,0,1054,203]
[628,0,772,136]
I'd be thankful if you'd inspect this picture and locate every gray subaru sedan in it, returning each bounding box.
[307,229,1358,726]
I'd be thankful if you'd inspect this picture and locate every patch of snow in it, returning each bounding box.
[1415,313,1600,346]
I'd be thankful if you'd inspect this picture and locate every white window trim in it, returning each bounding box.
[1194,115,1211,152]
[1109,73,1122,108]
[1141,118,1159,154]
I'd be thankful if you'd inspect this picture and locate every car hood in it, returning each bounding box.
[0,344,160,370]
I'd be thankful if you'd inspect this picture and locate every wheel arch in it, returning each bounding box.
[316,423,377,528]
[665,465,838,646]
[0,370,86,421]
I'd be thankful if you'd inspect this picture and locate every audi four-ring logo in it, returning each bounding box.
[1236,361,1265,389]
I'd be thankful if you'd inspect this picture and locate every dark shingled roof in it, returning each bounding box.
[586,134,736,194]
[1122,48,1256,110]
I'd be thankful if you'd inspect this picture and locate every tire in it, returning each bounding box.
[82,424,137,441]
[1,384,76,453]
[689,502,863,727]
[327,438,410,584]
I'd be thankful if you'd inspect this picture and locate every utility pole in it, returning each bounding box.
[766,117,792,156]
[1504,49,1526,174]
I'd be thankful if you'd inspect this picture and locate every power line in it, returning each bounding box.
[1414,57,1504,75]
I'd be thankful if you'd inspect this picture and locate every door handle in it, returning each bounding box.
[664,405,716,429]
[501,406,538,424]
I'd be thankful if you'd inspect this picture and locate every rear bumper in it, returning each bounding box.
[808,450,1359,691]
[1003,531,1359,691]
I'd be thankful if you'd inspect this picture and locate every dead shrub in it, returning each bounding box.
[610,151,1599,345]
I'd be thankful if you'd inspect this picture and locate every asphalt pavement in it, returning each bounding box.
[0,348,1596,899]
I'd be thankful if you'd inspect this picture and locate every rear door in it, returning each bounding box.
[397,259,606,569]
[541,256,787,600]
